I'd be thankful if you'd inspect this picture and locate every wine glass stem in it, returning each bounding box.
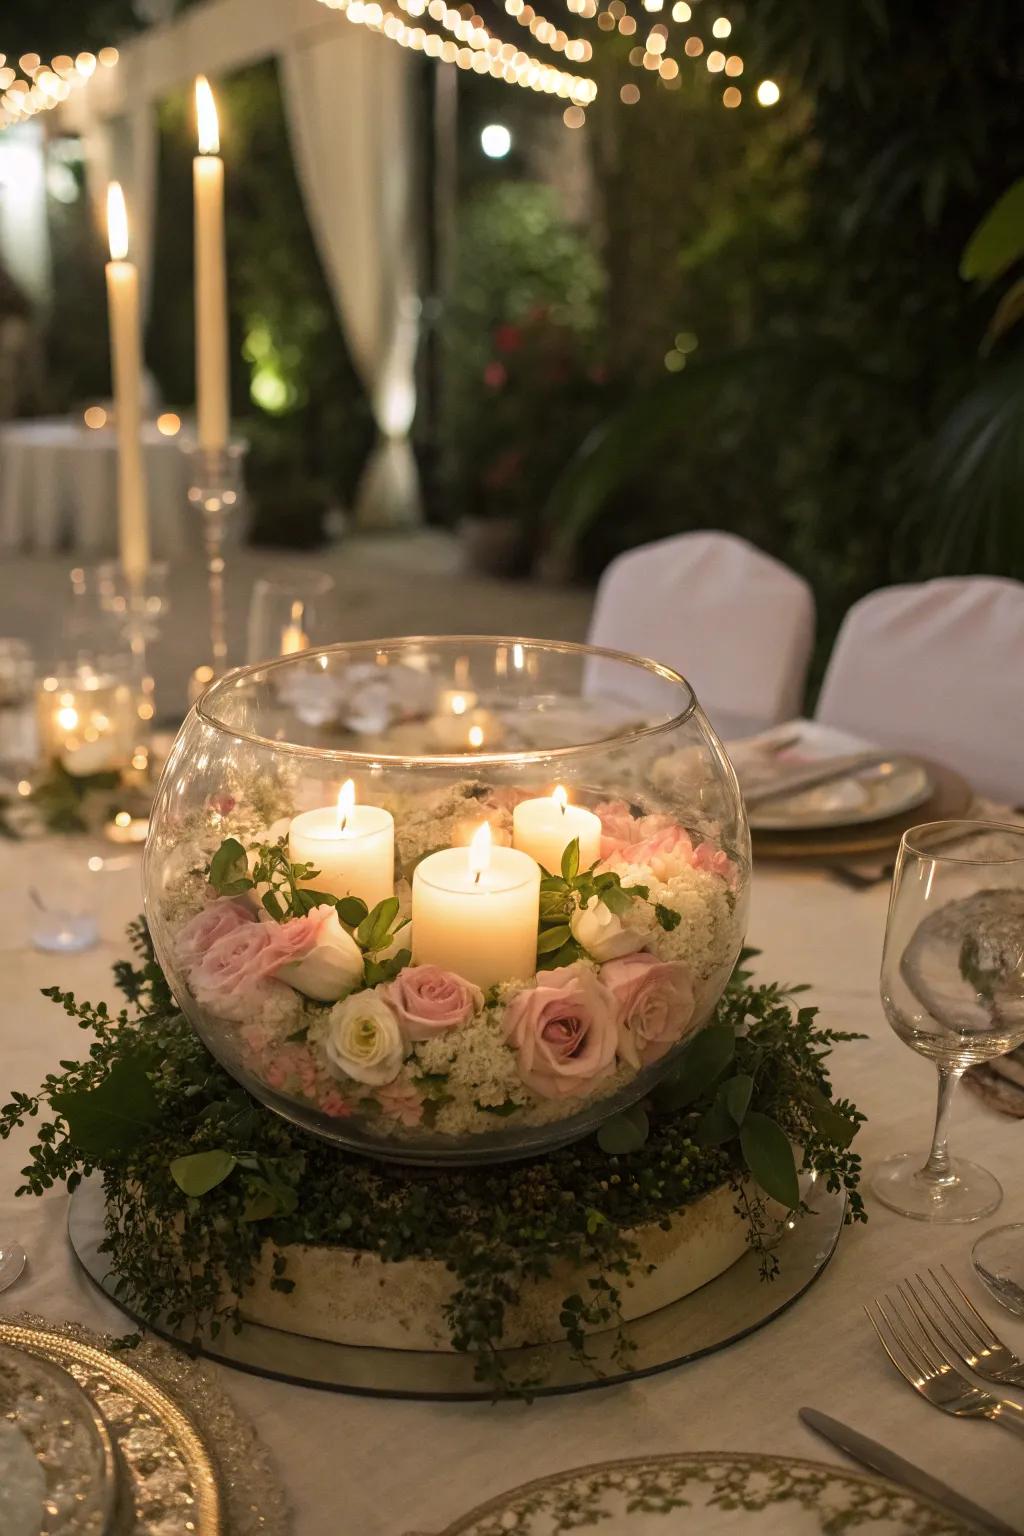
[922,1063,965,1185]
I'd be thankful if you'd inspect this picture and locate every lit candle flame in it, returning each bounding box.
[56,705,79,732]
[450,693,468,717]
[336,778,355,832]
[106,182,128,261]
[468,821,491,882]
[195,75,220,155]
[552,784,568,813]
[467,724,484,749]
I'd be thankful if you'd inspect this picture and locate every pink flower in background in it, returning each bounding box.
[602,951,696,1067]
[207,793,236,817]
[502,963,618,1100]
[692,842,737,883]
[483,361,507,389]
[320,1089,354,1119]
[176,899,257,974]
[376,1078,425,1127]
[494,323,523,353]
[384,966,483,1041]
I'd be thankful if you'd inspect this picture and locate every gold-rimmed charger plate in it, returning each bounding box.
[0,1321,222,1536]
[751,762,972,861]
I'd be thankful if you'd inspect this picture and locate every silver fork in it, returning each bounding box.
[866,1288,1024,1440]
[905,1266,1024,1389]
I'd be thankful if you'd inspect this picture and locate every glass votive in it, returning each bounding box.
[35,660,138,777]
[246,572,336,665]
[29,872,99,953]
[0,639,37,776]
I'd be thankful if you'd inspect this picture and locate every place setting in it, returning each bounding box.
[3,7,1024,1536]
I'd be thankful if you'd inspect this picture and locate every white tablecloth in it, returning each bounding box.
[0,418,190,557]
[1,840,1022,1534]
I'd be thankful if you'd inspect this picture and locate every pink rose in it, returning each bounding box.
[602,951,697,1068]
[258,909,325,974]
[502,963,618,1100]
[383,965,483,1041]
[190,923,281,1022]
[176,899,256,974]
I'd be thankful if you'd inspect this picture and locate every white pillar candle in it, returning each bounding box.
[512,785,602,874]
[193,76,229,451]
[104,183,149,582]
[412,823,540,990]
[289,780,395,908]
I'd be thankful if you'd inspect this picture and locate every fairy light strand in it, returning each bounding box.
[0,45,118,130]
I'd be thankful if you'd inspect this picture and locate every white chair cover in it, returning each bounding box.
[585,531,815,737]
[816,576,1024,802]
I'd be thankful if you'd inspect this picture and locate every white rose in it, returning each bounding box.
[325,991,404,1086]
[279,908,365,1002]
[570,897,648,962]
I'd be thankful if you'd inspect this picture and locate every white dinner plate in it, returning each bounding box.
[747,757,933,832]
[437,1451,979,1534]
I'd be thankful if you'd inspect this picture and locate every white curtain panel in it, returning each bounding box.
[280,28,421,527]
[816,575,1024,803]
[586,531,816,739]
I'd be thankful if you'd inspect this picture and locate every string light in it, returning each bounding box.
[756,78,780,106]
[0,40,117,130]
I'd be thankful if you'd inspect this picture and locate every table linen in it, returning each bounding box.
[1,837,1021,1535]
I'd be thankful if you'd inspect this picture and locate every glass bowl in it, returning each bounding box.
[144,637,750,1164]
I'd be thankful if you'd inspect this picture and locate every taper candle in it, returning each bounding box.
[193,76,229,450]
[104,183,149,580]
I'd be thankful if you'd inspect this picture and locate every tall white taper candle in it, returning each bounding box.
[104,182,149,581]
[193,76,229,450]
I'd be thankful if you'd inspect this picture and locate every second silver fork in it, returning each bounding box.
[907,1266,1024,1389]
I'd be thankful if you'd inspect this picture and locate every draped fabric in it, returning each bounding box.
[280,29,421,526]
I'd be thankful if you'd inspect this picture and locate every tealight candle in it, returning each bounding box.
[289,779,395,908]
[36,668,137,776]
[412,822,540,989]
[512,785,602,874]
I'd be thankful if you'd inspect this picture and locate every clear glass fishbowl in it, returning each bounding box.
[144,637,750,1164]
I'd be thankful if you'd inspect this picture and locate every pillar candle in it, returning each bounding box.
[104,183,149,581]
[289,780,394,908]
[193,76,229,450]
[412,823,540,989]
[512,785,602,873]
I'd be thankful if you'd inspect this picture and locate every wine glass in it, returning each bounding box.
[872,820,1024,1223]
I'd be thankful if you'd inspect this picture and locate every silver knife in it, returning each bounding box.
[743,752,896,808]
[800,1408,1022,1536]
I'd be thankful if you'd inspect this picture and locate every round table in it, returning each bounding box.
[0,417,191,557]
[0,839,1021,1534]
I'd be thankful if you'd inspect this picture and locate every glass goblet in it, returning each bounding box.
[872,820,1024,1223]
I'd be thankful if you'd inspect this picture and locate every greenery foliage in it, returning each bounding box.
[2,924,864,1396]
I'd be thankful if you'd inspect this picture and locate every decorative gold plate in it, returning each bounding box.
[0,1321,222,1536]
[751,762,972,862]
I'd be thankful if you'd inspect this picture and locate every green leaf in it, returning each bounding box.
[660,1024,735,1109]
[208,838,250,894]
[536,941,579,970]
[740,1112,800,1209]
[241,1188,280,1222]
[336,896,369,928]
[537,924,572,954]
[539,890,570,920]
[539,874,567,893]
[169,1148,237,1196]
[364,949,411,986]
[984,275,1024,350]
[961,179,1024,283]
[694,1098,736,1147]
[599,883,634,917]
[262,891,285,922]
[655,903,682,932]
[357,896,400,952]
[596,1106,650,1155]
[51,1056,160,1158]
[291,888,340,917]
[805,1087,858,1150]
[723,1073,753,1127]
[474,1099,520,1117]
[560,837,580,882]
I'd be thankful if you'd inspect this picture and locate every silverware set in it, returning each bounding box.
[805,1268,1024,1535]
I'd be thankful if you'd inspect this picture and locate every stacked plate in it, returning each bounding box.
[0,1321,221,1535]
[730,722,972,861]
